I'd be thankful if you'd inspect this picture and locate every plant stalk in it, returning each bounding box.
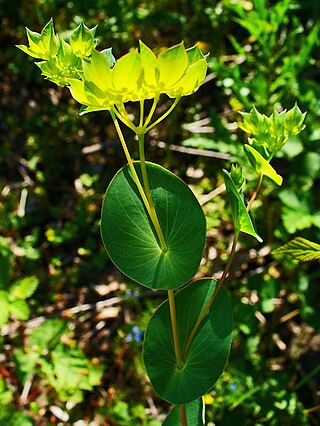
[143,94,159,128]
[144,96,181,132]
[246,173,263,211]
[138,133,168,252]
[182,232,239,360]
[110,110,152,217]
[168,290,183,368]
[180,405,188,426]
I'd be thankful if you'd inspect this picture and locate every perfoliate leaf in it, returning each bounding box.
[163,399,205,425]
[273,237,320,262]
[244,144,283,185]
[223,169,262,242]
[143,278,232,404]
[101,162,206,290]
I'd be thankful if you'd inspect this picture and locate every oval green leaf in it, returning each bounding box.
[163,398,205,426]
[143,278,233,404]
[101,162,206,290]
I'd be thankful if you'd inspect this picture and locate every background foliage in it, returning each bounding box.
[1,0,319,424]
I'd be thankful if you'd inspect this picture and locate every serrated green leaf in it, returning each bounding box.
[40,344,104,402]
[14,348,40,384]
[163,399,205,425]
[143,278,232,404]
[223,169,262,242]
[0,291,9,326]
[244,144,283,185]
[9,299,29,320]
[273,237,320,262]
[0,406,33,426]
[29,319,68,351]
[0,379,13,405]
[9,276,39,299]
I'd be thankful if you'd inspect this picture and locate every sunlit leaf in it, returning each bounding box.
[112,50,142,98]
[0,291,9,326]
[9,276,39,299]
[166,59,207,97]
[158,42,188,88]
[223,169,262,241]
[273,237,320,262]
[70,22,97,58]
[101,162,206,290]
[139,40,159,89]
[244,144,283,185]
[163,398,205,425]
[143,278,232,404]
[9,299,29,321]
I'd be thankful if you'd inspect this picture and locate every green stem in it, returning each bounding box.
[168,290,183,368]
[143,94,160,128]
[139,99,144,127]
[138,133,168,252]
[182,232,239,361]
[110,109,152,217]
[180,405,188,426]
[112,105,137,132]
[144,96,181,132]
[246,173,263,211]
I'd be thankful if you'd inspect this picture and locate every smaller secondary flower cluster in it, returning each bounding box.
[17,19,208,114]
[237,105,306,156]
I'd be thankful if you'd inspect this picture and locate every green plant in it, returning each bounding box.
[14,319,104,404]
[0,237,39,326]
[18,20,306,425]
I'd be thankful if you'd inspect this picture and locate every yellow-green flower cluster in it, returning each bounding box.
[17,20,208,113]
[237,105,306,155]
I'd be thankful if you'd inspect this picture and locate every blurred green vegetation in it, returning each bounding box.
[0,0,319,424]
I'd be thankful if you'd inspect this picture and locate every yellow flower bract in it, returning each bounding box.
[18,20,208,113]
